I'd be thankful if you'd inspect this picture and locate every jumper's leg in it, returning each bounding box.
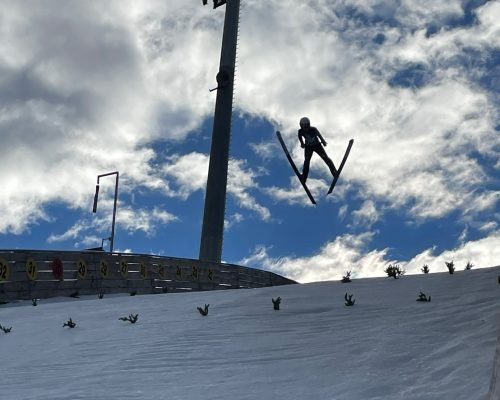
[302,147,314,182]
[315,145,337,177]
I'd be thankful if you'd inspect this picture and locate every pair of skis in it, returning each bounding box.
[276,131,354,205]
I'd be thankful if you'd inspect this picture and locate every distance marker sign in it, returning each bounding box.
[26,258,38,281]
[76,260,87,279]
[99,259,109,278]
[0,259,10,281]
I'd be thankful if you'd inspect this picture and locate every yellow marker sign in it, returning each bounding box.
[158,265,166,279]
[76,260,87,279]
[208,268,214,281]
[26,258,38,281]
[0,259,10,281]
[140,263,148,279]
[192,266,199,280]
[120,260,128,278]
[99,259,109,278]
[176,266,182,279]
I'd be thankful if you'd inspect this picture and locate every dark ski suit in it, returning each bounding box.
[298,126,337,182]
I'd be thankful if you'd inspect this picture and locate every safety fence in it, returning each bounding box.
[0,249,296,302]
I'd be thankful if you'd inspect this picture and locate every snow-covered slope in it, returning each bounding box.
[1,266,499,400]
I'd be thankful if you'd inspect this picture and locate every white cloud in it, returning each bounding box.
[47,222,87,243]
[266,177,329,206]
[240,231,500,283]
[249,140,280,161]
[338,204,348,221]
[228,158,271,221]
[351,200,380,228]
[479,220,498,232]
[225,213,244,230]
[162,152,209,199]
[48,205,178,249]
[239,232,390,283]
[162,152,271,221]
[118,206,178,236]
[75,235,103,249]
[403,232,500,275]
[458,224,469,245]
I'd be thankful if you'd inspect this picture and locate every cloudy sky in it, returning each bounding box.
[0,0,498,283]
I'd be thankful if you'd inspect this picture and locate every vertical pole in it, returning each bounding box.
[199,0,240,263]
[110,172,119,253]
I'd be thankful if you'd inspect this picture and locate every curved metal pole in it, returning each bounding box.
[94,171,119,253]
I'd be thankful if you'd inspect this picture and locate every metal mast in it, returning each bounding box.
[199,0,240,263]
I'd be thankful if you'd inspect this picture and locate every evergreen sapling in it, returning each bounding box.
[272,297,281,310]
[197,304,209,316]
[63,318,76,328]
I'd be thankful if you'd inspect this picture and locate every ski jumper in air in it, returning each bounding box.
[297,117,337,183]
[275,119,354,204]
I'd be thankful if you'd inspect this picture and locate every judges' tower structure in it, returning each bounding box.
[199,0,241,263]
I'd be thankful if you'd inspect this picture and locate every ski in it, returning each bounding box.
[276,131,316,205]
[327,139,354,194]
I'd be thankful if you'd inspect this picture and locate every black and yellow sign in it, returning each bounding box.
[76,259,87,279]
[99,259,109,278]
[26,258,38,281]
[119,260,128,278]
[158,265,166,279]
[208,268,214,281]
[176,266,182,279]
[192,266,199,280]
[140,262,148,279]
[0,259,10,281]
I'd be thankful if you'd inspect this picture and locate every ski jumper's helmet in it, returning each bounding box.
[300,117,310,127]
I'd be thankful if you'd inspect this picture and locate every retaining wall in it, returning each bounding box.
[0,249,296,301]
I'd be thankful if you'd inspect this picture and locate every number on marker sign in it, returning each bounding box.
[26,258,38,281]
[120,260,128,278]
[77,260,87,279]
[0,259,10,281]
[100,259,109,278]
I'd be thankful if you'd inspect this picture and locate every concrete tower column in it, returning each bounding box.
[199,0,240,263]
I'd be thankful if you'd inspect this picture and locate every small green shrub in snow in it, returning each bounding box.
[63,318,76,328]
[119,314,139,324]
[341,271,352,283]
[416,292,431,302]
[385,264,405,279]
[272,297,281,310]
[344,293,355,306]
[197,304,210,316]
[445,261,455,274]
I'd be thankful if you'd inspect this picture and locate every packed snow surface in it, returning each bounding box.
[1,266,499,400]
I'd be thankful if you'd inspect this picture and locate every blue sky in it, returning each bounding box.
[0,0,499,282]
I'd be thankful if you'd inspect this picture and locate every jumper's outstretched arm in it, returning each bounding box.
[317,130,327,146]
[298,131,305,148]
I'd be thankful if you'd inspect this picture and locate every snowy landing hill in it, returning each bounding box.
[1,266,499,400]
